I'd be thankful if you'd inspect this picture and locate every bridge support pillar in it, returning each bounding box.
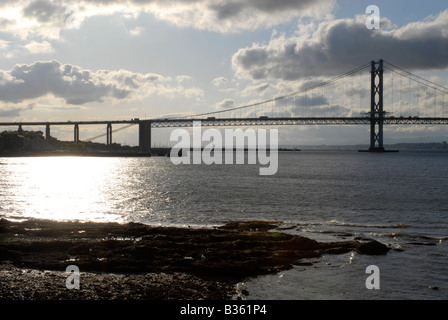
[106,123,112,145]
[74,124,80,142]
[139,120,151,154]
[45,124,51,139]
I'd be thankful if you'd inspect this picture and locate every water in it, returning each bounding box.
[1,151,447,299]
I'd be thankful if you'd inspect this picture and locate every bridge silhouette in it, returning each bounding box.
[1,59,448,153]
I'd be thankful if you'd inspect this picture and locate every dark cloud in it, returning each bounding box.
[210,0,328,19]
[232,11,448,80]
[22,0,65,23]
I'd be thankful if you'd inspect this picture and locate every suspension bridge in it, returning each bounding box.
[1,59,448,153]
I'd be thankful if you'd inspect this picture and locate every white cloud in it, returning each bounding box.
[212,76,228,86]
[0,60,204,106]
[0,39,10,50]
[128,26,144,37]
[24,40,54,54]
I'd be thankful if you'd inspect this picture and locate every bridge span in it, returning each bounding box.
[2,59,448,153]
[1,116,448,153]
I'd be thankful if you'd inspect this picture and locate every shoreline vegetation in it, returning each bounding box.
[0,218,389,300]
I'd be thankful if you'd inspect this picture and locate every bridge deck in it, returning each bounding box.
[1,117,448,128]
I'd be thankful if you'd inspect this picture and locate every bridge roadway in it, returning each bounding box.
[2,116,448,128]
[149,117,448,127]
[1,117,448,152]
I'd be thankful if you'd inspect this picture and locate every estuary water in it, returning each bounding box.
[1,150,447,300]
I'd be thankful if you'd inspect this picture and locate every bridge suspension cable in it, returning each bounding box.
[383,61,448,94]
[148,59,448,123]
[383,60,448,118]
[176,62,371,119]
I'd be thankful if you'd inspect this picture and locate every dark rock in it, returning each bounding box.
[357,240,389,255]
[0,219,392,299]
[295,261,313,266]
[429,286,439,290]
[408,242,437,246]
[282,235,319,251]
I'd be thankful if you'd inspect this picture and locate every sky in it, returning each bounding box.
[0,0,448,146]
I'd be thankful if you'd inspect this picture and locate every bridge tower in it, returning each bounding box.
[368,59,385,152]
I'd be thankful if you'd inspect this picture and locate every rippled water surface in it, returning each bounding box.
[1,151,447,299]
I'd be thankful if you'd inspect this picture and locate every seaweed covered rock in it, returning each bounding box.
[0,219,389,283]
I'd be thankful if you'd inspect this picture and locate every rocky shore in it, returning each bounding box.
[0,218,389,300]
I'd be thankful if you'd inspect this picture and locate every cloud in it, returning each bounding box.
[216,98,235,109]
[232,10,448,81]
[128,26,144,37]
[24,40,54,54]
[147,0,335,33]
[0,0,336,39]
[0,103,34,118]
[212,76,228,86]
[0,60,204,106]
[242,82,271,96]
[22,0,65,24]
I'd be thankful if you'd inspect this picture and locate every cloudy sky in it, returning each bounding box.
[1,0,448,146]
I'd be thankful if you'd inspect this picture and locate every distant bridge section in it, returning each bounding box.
[1,116,448,154]
[2,59,448,153]
[149,117,448,127]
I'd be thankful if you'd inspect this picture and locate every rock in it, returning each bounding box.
[429,286,439,290]
[0,218,394,300]
[282,235,319,251]
[295,261,313,266]
[408,242,437,246]
[357,240,389,255]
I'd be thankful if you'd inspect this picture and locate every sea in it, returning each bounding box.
[1,150,447,300]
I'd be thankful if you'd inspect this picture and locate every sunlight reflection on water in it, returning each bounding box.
[2,157,124,222]
[1,151,448,299]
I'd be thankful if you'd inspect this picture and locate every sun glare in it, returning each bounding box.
[12,157,123,222]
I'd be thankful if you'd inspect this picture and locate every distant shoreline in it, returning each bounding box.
[2,144,447,157]
[0,147,300,158]
[0,150,153,157]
